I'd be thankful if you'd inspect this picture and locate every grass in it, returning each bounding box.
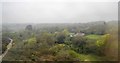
[78,54,106,61]
[85,34,102,40]
[68,50,105,61]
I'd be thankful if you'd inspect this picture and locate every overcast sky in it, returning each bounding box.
[2,0,118,23]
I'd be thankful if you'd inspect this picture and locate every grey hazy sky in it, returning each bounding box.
[2,0,118,23]
[0,3,2,24]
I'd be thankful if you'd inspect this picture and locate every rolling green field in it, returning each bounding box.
[59,50,106,61]
[85,35,102,40]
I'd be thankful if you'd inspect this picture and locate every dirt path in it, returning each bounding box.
[0,38,13,62]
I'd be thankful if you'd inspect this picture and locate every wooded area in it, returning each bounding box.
[2,21,118,62]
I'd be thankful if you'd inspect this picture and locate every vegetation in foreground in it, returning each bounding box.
[2,21,118,62]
